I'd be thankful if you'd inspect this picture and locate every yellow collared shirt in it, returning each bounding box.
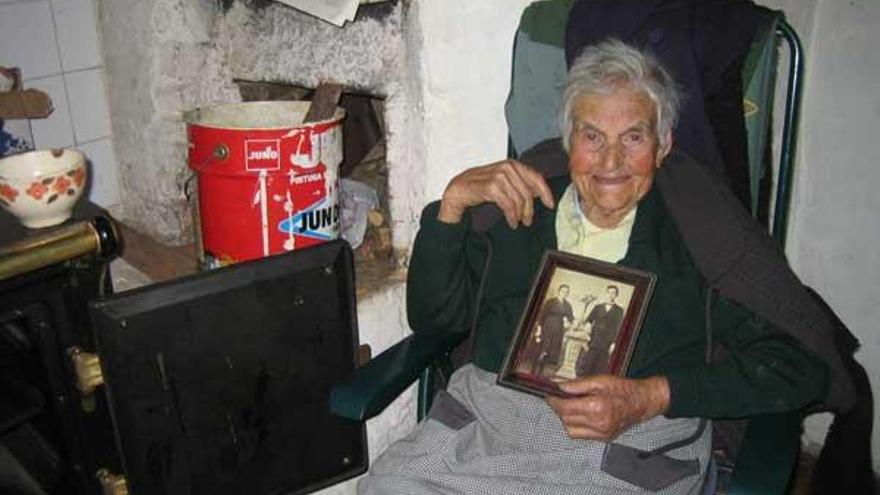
[555,184,635,263]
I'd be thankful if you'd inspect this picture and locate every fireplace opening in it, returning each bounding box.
[236,80,398,295]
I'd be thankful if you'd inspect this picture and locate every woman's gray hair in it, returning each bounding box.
[560,39,681,151]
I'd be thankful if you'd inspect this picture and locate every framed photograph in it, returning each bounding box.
[497,250,656,398]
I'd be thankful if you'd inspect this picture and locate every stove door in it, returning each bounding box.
[89,240,366,495]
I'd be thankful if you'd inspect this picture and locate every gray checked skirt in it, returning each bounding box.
[358,364,711,495]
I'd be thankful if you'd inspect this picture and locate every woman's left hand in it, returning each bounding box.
[545,375,670,441]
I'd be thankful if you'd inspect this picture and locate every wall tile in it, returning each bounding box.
[78,138,120,207]
[0,1,62,80]
[28,75,76,149]
[65,68,111,143]
[52,0,102,71]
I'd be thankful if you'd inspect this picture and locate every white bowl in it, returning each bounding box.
[0,149,88,228]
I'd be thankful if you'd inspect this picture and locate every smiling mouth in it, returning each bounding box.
[593,175,629,185]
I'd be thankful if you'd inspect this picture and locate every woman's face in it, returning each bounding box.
[568,86,671,228]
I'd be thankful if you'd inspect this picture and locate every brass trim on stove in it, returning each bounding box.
[96,468,129,495]
[68,346,104,398]
[0,220,102,281]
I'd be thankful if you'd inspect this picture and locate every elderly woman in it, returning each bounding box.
[359,40,842,494]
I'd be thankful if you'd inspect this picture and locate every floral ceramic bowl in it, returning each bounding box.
[0,149,88,228]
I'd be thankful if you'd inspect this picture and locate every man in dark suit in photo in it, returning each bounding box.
[577,285,625,376]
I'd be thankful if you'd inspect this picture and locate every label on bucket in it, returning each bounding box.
[276,165,337,249]
[189,105,343,269]
[245,139,281,171]
[273,127,340,252]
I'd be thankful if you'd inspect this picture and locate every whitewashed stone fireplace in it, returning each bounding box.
[97,0,533,491]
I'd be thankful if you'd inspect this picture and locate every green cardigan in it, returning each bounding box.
[407,178,829,418]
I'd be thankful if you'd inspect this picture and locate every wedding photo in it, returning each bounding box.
[498,251,655,397]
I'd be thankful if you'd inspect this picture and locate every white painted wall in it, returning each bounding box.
[774,0,880,469]
[413,0,537,206]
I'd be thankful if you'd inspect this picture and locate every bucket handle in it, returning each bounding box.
[183,170,198,202]
[183,143,229,202]
[189,143,229,173]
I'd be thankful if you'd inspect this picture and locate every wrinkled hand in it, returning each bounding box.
[546,375,670,441]
[438,159,555,228]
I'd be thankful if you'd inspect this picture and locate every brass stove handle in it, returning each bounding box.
[68,347,104,397]
[96,468,128,495]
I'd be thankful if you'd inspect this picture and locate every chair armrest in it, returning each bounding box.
[329,331,468,421]
[727,412,801,494]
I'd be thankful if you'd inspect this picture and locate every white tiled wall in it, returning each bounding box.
[66,68,112,142]
[54,0,103,72]
[0,0,120,207]
[27,74,74,148]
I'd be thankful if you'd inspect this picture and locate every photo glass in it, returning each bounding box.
[497,250,656,398]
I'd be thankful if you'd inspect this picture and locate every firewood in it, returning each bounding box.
[368,209,385,227]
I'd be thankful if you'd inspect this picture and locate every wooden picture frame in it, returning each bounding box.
[497,250,656,398]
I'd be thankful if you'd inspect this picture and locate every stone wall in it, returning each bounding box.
[99,0,239,244]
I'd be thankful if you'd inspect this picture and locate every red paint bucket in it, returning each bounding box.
[185,101,344,268]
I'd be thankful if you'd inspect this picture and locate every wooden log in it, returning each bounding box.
[303,82,343,123]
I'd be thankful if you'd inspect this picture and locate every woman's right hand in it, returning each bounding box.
[437,159,555,228]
